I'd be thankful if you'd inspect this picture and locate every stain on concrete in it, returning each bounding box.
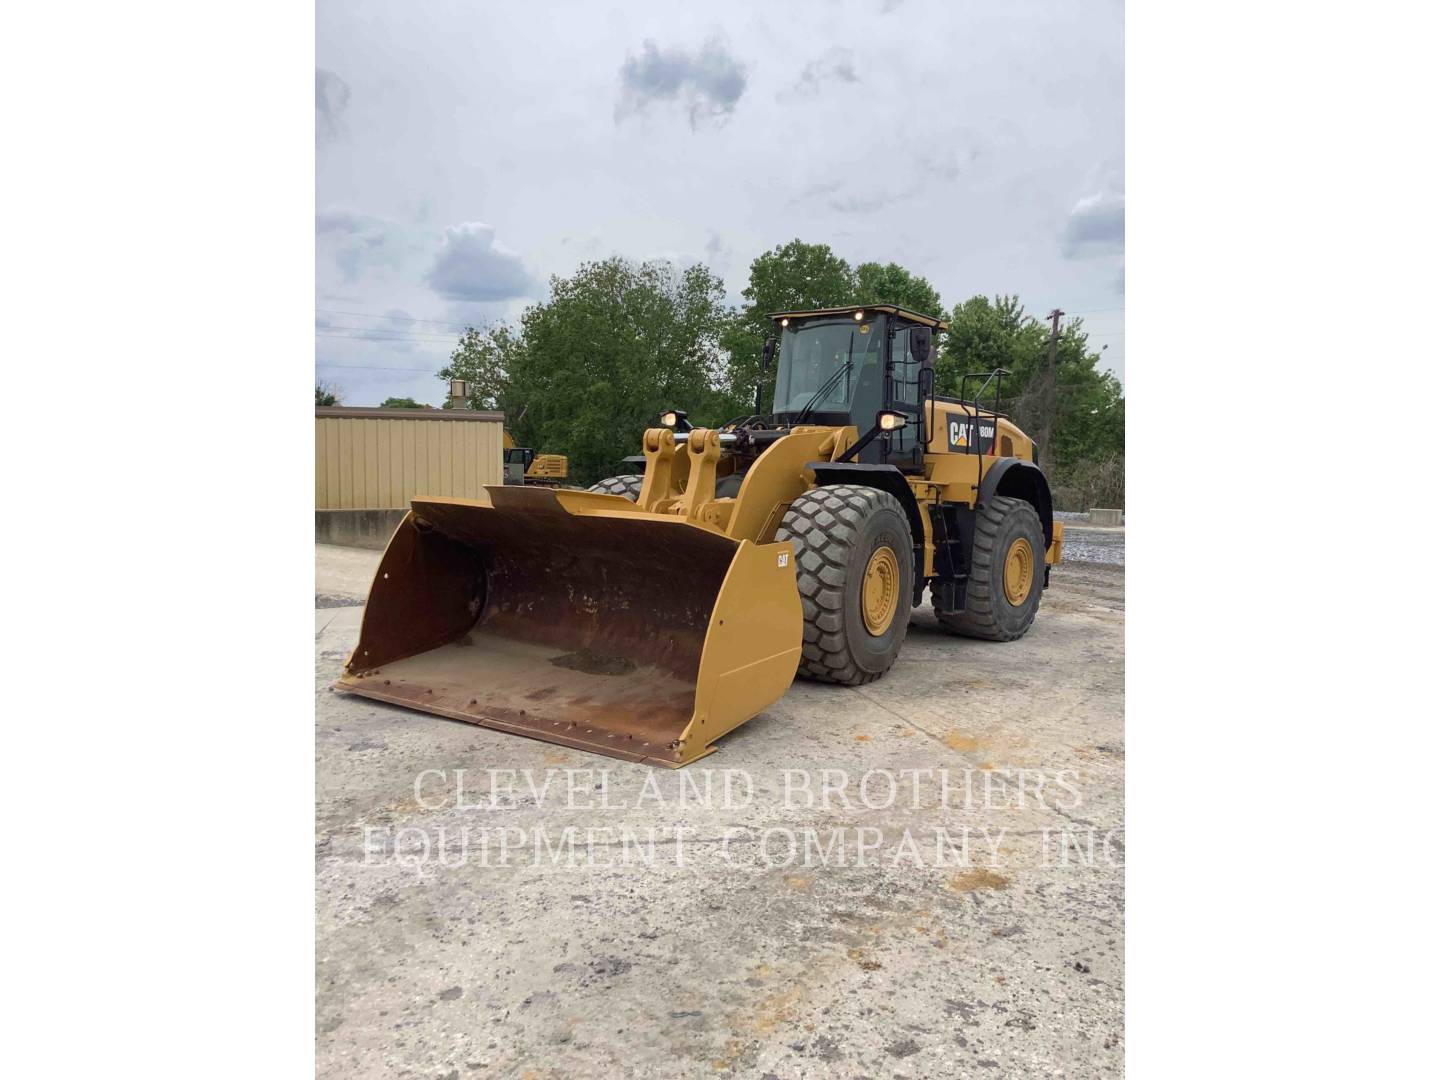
[886,1037,921,1057]
[947,868,1011,892]
[587,958,632,980]
[315,593,364,609]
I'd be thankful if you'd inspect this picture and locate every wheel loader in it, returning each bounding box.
[501,430,568,487]
[335,305,1063,766]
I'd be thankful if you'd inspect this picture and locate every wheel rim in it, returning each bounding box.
[1003,537,1034,605]
[861,546,901,635]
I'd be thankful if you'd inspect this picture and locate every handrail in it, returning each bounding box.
[957,368,1009,455]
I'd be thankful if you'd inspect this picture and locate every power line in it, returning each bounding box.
[316,328,455,336]
[315,324,459,337]
[315,330,458,343]
[316,361,441,372]
[316,307,478,331]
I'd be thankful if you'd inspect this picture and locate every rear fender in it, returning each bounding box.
[978,458,1054,548]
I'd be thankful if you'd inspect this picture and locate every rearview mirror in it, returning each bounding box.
[909,326,933,365]
[761,336,777,370]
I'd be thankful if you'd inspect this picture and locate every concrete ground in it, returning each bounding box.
[316,530,1125,1078]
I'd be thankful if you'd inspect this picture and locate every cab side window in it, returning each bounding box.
[889,326,920,455]
[890,328,917,406]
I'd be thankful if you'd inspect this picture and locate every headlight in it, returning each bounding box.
[878,411,908,431]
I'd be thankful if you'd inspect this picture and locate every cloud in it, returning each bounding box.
[791,180,843,203]
[315,209,374,235]
[828,190,895,215]
[316,68,350,146]
[1063,184,1125,258]
[316,307,422,351]
[792,148,959,214]
[791,48,859,97]
[425,222,537,302]
[316,210,413,280]
[616,37,747,128]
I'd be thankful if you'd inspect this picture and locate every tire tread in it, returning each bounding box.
[587,475,643,500]
[934,495,1042,641]
[777,485,911,685]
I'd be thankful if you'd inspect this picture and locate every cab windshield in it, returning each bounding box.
[771,315,887,418]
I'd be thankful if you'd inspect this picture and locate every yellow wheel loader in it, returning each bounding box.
[501,429,568,487]
[336,305,1063,766]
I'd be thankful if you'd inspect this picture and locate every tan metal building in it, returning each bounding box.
[315,406,505,510]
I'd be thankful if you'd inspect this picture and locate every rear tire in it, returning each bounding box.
[588,475,642,500]
[934,495,1044,641]
[776,485,914,685]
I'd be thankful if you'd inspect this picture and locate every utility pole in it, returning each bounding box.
[1033,309,1063,473]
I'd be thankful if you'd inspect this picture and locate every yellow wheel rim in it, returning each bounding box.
[1003,536,1035,606]
[861,546,901,635]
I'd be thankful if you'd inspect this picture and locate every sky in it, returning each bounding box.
[316,0,1124,407]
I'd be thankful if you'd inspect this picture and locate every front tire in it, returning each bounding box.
[587,475,642,500]
[776,485,915,685]
[934,495,1044,640]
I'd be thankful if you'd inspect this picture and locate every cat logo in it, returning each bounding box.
[947,412,995,453]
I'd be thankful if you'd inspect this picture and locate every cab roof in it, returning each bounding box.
[767,304,949,330]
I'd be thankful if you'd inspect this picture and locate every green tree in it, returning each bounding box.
[939,295,1124,505]
[853,261,944,318]
[379,396,423,409]
[315,382,340,406]
[441,258,735,484]
[721,240,857,412]
[439,325,522,410]
[934,295,1046,402]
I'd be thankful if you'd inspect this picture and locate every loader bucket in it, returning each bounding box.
[334,487,802,767]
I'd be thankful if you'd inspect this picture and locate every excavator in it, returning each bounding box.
[336,305,1062,766]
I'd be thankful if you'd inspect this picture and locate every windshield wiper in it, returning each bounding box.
[793,331,855,425]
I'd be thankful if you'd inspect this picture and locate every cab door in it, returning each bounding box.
[884,324,923,469]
